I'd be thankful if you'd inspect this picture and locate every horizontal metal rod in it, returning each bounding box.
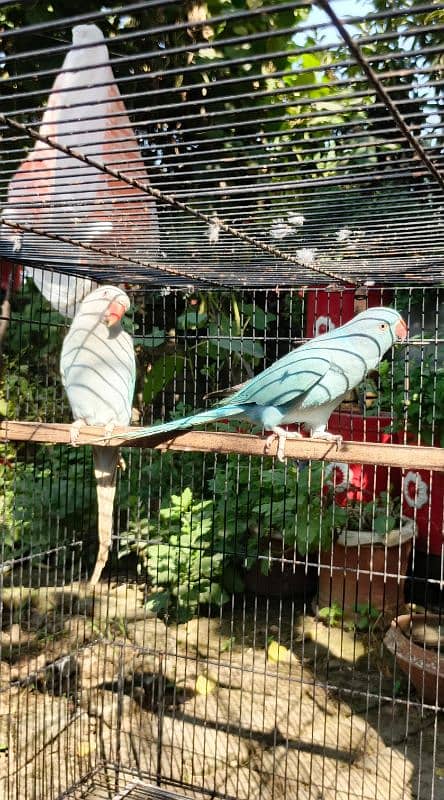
[0,421,442,471]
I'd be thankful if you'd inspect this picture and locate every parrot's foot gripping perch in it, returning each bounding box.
[265,427,303,462]
[265,427,343,462]
[69,419,85,447]
[311,430,343,450]
[69,420,117,447]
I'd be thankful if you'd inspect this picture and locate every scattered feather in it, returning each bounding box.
[287,212,305,227]
[270,218,293,240]
[296,247,317,266]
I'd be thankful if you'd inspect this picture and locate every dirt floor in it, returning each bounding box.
[0,581,443,800]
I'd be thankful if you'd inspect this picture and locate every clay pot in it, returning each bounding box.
[384,613,444,706]
[244,536,317,598]
[318,519,415,615]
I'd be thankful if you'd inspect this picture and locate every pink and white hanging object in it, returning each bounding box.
[0,24,159,316]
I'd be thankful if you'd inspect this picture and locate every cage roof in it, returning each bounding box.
[0,0,443,289]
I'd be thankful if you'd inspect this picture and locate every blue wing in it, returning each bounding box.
[225,351,331,408]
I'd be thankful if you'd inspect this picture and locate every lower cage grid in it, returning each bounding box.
[3,583,443,800]
[1,0,444,795]
[0,266,442,800]
[58,765,207,800]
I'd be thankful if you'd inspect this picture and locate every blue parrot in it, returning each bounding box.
[102,306,407,461]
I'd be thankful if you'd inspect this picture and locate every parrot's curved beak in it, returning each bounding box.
[395,318,408,341]
[104,300,127,327]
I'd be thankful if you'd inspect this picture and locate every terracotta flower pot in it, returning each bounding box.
[318,519,415,615]
[384,613,444,706]
[244,536,317,598]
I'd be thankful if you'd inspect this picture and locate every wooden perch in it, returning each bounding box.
[0,420,443,471]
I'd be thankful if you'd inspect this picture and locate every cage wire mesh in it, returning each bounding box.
[0,1,443,799]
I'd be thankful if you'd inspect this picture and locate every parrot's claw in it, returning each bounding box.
[103,422,116,445]
[311,431,343,451]
[69,419,84,447]
[265,427,303,462]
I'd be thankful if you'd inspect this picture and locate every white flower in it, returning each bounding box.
[270,218,293,240]
[315,315,336,336]
[296,247,317,266]
[325,461,350,491]
[287,212,305,227]
[403,471,429,509]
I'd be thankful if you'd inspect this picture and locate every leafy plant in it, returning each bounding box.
[0,444,96,564]
[1,280,67,421]
[377,353,444,446]
[345,491,401,535]
[318,602,380,632]
[211,455,348,561]
[354,604,380,632]
[319,603,343,628]
[119,487,230,622]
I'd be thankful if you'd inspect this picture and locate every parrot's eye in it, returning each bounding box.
[378,323,388,331]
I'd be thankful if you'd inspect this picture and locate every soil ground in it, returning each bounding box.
[0,581,442,800]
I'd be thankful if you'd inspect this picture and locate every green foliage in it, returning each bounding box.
[211,453,348,560]
[378,353,444,446]
[122,446,407,621]
[0,445,95,563]
[136,292,283,413]
[119,487,229,622]
[119,449,353,618]
[1,280,67,420]
[319,603,343,628]
[143,355,185,405]
[318,602,380,632]
[1,1,441,200]
[354,604,380,632]
[345,491,401,535]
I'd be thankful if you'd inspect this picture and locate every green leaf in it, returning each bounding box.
[241,304,276,330]
[145,591,170,615]
[373,515,396,535]
[143,355,185,404]
[206,334,264,359]
[135,326,165,348]
[177,311,208,330]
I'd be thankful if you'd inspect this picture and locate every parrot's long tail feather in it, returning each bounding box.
[90,446,119,585]
[105,404,246,442]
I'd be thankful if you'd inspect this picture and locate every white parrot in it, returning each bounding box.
[60,285,136,584]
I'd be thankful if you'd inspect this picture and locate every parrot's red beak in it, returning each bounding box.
[104,300,126,327]
[395,318,408,341]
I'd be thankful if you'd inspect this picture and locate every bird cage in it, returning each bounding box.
[0,2,443,800]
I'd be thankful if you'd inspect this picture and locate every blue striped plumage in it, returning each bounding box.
[107,306,407,460]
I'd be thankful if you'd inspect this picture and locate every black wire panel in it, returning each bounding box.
[0,1,443,287]
[1,280,443,799]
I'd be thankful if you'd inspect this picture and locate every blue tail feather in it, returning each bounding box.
[117,403,245,441]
